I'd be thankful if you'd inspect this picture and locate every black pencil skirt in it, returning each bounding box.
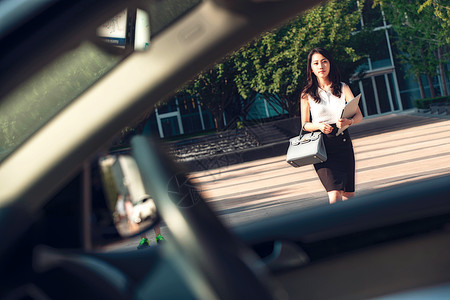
[314,125,355,192]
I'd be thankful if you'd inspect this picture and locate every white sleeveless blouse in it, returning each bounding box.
[308,83,346,124]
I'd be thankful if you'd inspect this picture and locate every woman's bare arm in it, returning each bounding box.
[301,94,333,134]
[337,84,363,128]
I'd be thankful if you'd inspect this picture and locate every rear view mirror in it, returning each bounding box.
[98,155,159,237]
[96,8,151,53]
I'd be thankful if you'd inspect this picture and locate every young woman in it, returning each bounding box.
[300,48,363,204]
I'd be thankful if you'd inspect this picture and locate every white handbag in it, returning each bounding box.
[286,128,327,167]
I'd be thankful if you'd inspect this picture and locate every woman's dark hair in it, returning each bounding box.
[301,47,342,103]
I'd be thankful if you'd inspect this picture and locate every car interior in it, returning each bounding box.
[0,0,449,299]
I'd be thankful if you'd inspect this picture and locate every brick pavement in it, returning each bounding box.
[109,111,450,251]
[190,111,450,227]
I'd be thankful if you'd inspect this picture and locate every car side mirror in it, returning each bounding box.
[98,154,159,238]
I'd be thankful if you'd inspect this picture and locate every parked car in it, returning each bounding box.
[1,0,449,299]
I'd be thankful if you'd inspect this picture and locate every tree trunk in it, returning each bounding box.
[214,112,225,131]
[241,93,257,121]
[438,47,448,96]
[289,92,302,117]
[416,74,426,99]
[420,47,437,98]
[426,73,437,98]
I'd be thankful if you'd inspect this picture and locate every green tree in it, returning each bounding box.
[183,60,238,131]
[375,0,449,98]
[419,0,450,44]
[233,0,364,117]
[419,0,449,96]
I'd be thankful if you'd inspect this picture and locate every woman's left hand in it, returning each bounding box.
[336,118,352,129]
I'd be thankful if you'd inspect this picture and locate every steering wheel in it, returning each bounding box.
[131,135,279,300]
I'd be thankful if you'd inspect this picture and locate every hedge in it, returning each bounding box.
[413,95,450,109]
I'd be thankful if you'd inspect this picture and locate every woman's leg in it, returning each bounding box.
[154,223,161,236]
[327,190,343,204]
[329,191,354,203]
[342,191,355,200]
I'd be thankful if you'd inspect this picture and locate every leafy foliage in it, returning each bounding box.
[183,60,238,130]
[235,0,364,117]
[418,0,450,44]
[183,0,364,123]
[374,0,449,97]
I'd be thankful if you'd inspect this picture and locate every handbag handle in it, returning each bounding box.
[299,123,304,138]
[298,102,311,138]
[298,99,319,138]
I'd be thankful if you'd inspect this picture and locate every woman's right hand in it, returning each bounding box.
[319,123,333,135]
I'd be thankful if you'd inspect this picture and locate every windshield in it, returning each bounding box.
[2,0,448,234]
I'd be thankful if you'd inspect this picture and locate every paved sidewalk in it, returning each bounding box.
[110,111,450,251]
[190,111,450,227]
